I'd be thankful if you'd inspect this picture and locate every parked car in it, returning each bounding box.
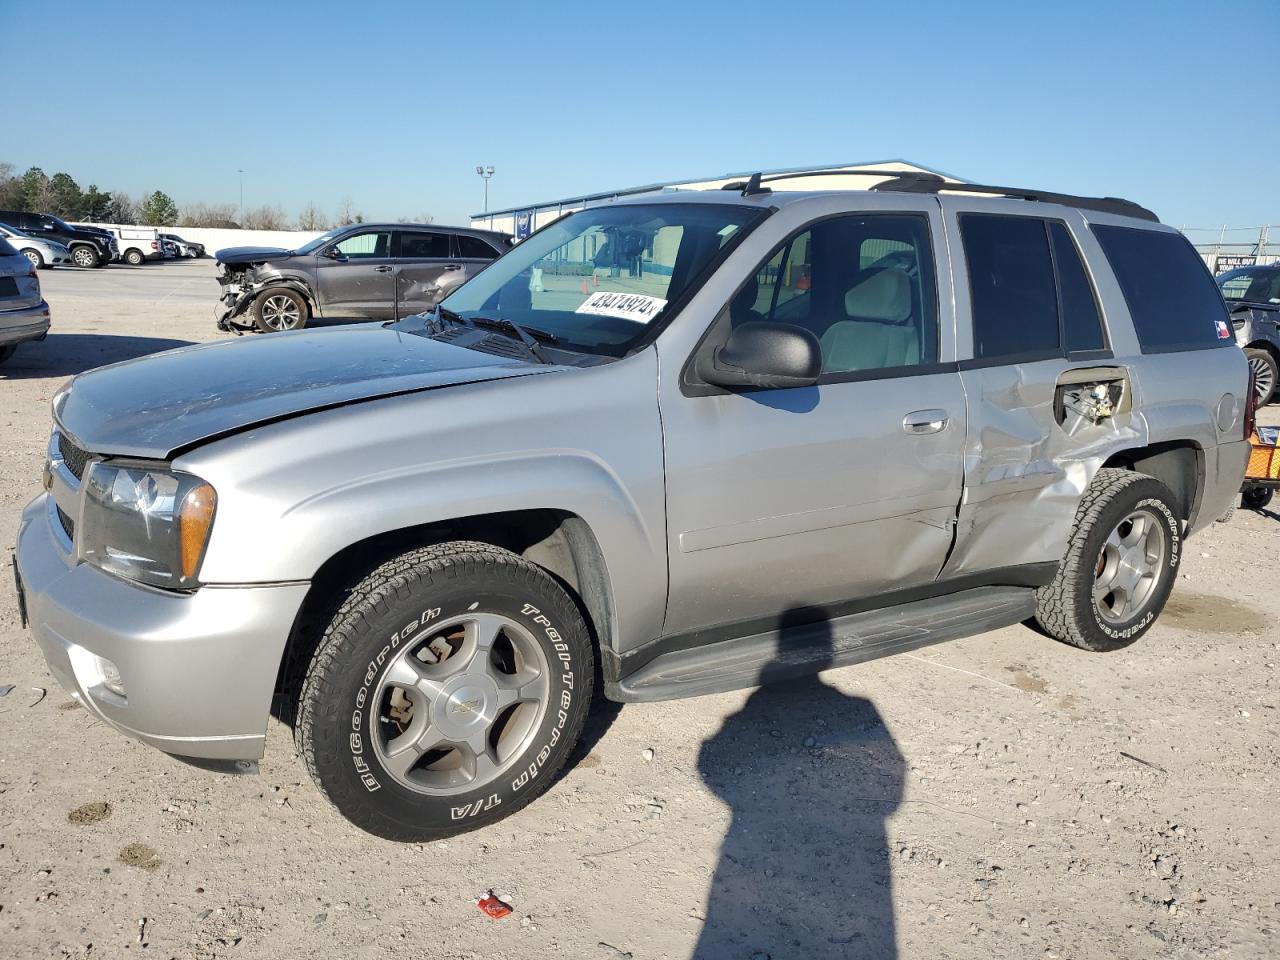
[70,224,123,264]
[215,223,512,332]
[78,224,163,266]
[1217,262,1280,405]
[161,233,203,258]
[0,223,71,269]
[0,236,50,364]
[16,174,1250,842]
[161,239,179,259]
[0,211,116,267]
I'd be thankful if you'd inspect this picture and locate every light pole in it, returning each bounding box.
[238,169,244,225]
[476,165,494,213]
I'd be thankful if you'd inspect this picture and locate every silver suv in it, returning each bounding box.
[15,172,1251,841]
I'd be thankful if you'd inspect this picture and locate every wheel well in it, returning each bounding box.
[1102,440,1203,521]
[272,510,614,725]
[1246,341,1279,363]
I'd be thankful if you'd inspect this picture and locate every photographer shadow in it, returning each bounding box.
[694,608,902,958]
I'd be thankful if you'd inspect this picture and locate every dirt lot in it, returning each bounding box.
[1,261,1277,959]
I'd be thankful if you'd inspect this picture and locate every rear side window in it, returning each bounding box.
[398,231,450,258]
[961,214,1059,360]
[1048,222,1106,353]
[1092,225,1230,353]
[456,235,499,260]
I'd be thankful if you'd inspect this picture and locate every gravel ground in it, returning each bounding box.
[1,261,1277,959]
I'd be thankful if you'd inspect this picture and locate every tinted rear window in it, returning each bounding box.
[1092,225,1230,353]
[456,235,499,260]
[961,213,1060,360]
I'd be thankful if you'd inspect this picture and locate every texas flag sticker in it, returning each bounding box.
[1216,320,1232,340]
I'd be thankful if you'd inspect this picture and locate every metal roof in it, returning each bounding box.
[471,158,966,219]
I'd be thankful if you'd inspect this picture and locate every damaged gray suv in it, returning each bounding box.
[16,171,1251,841]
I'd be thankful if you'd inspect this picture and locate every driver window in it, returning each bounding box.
[729,214,938,375]
[334,231,390,259]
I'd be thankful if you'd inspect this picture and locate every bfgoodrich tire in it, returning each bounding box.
[1034,468,1181,652]
[296,541,594,841]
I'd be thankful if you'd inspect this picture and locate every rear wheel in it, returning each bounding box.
[70,245,99,268]
[21,249,44,270]
[124,248,145,266]
[1035,469,1181,652]
[1243,487,1273,511]
[252,288,308,332]
[296,541,594,841]
[1245,348,1277,407]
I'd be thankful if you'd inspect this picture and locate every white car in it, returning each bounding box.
[0,223,71,270]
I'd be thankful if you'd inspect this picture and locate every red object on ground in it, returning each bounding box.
[477,894,513,920]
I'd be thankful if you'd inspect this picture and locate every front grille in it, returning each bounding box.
[56,506,75,541]
[57,432,90,481]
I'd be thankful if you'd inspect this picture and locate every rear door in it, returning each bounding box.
[393,229,457,317]
[660,198,968,637]
[314,228,395,318]
[938,199,1135,578]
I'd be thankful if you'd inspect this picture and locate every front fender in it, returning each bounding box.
[175,353,668,653]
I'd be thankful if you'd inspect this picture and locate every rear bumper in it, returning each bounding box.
[1191,438,1251,534]
[15,494,309,761]
[0,300,51,346]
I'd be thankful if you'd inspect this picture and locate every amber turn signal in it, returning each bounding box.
[178,483,217,581]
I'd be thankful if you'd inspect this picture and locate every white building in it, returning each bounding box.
[470,159,964,239]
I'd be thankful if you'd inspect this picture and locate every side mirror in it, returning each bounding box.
[698,321,822,390]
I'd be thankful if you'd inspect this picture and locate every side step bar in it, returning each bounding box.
[608,586,1036,703]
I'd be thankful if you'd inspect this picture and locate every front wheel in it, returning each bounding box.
[252,288,309,332]
[1245,348,1277,407]
[296,541,594,841]
[1035,469,1181,652]
[70,245,99,268]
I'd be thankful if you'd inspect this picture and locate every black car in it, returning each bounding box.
[1217,263,1280,406]
[0,211,117,268]
[215,222,512,332]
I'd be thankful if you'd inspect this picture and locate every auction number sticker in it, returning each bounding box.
[575,291,667,323]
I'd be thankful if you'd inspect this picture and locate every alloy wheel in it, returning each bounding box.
[1249,353,1275,405]
[1094,509,1167,623]
[371,612,551,795]
[260,294,302,331]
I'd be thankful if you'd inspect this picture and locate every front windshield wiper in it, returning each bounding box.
[422,307,559,363]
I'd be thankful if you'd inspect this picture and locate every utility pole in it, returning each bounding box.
[238,169,245,226]
[476,165,494,213]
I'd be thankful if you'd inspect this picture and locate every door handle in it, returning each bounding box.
[902,409,949,435]
[443,263,462,271]
[374,265,395,273]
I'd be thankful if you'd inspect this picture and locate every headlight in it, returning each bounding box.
[79,462,217,589]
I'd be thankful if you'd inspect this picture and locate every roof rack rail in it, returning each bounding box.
[720,168,1159,222]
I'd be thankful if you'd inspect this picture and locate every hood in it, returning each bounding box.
[216,245,294,265]
[55,326,549,459]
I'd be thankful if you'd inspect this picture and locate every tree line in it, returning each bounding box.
[0,163,433,231]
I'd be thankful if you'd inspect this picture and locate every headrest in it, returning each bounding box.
[844,268,911,324]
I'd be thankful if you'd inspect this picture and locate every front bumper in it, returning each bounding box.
[0,300,51,347]
[15,494,309,761]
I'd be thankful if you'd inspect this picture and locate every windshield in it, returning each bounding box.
[435,202,766,356]
[294,228,345,255]
[1218,266,1280,305]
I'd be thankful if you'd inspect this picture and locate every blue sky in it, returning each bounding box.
[3,0,1276,236]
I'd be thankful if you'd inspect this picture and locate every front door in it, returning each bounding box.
[394,229,461,317]
[315,228,395,318]
[660,205,968,638]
